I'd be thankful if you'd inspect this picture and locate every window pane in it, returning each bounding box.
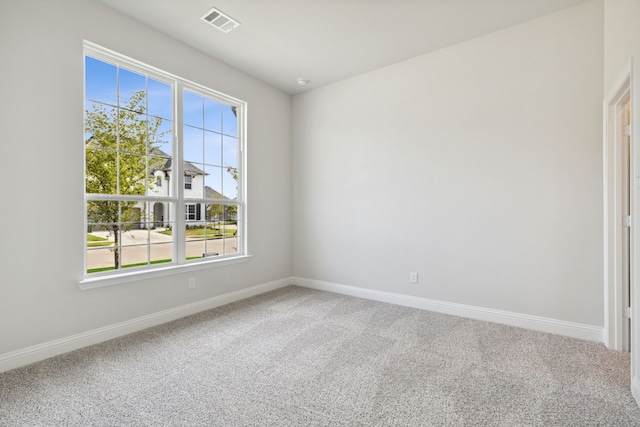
[191,165,206,198]
[151,202,171,228]
[149,166,167,197]
[205,203,224,223]
[147,78,172,120]
[148,116,169,151]
[204,165,223,196]
[183,125,203,164]
[86,148,117,194]
[225,204,239,222]
[86,221,120,272]
[86,247,117,273]
[222,104,237,137]
[119,154,147,196]
[149,154,169,174]
[222,171,237,200]
[150,243,173,265]
[223,235,238,256]
[222,136,238,169]
[153,120,173,157]
[85,56,117,106]
[119,68,146,112]
[204,98,222,133]
[120,113,148,155]
[87,202,120,228]
[186,237,207,260]
[222,134,238,198]
[203,204,238,257]
[121,200,142,224]
[183,90,203,127]
[205,185,225,200]
[85,105,118,150]
[121,243,149,269]
[122,206,143,230]
[204,131,222,166]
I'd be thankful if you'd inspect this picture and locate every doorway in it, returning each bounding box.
[605,75,632,352]
[154,202,164,228]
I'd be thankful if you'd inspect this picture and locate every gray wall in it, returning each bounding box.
[292,1,604,326]
[0,0,292,355]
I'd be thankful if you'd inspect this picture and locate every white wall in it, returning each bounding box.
[604,0,640,91]
[0,0,291,356]
[292,1,604,326]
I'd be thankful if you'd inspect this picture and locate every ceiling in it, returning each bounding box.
[98,0,591,95]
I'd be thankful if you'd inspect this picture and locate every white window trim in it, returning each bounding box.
[82,41,248,286]
[79,255,252,290]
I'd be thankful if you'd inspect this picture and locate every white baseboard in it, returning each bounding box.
[633,377,640,408]
[1,276,606,374]
[291,277,604,343]
[0,278,290,373]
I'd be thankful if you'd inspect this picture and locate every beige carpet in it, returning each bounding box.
[1,286,639,426]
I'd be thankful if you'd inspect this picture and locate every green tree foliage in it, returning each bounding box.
[85,90,168,269]
[206,203,237,223]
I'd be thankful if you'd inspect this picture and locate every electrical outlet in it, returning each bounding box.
[409,272,418,284]
[188,277,196,289]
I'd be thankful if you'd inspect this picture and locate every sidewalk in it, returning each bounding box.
[89,228,173,245]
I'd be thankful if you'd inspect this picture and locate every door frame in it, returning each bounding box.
[604,58,640,407]
[604,69,631,351]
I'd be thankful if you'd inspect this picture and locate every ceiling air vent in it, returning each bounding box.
[201,7,240,33]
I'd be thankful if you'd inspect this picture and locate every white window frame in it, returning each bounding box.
[81,41,249,289]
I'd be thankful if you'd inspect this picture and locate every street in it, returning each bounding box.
[87,228,238,271]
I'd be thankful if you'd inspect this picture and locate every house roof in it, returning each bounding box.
[152,148,206,176]
[205,186,230,201]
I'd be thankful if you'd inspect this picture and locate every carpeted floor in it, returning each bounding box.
[1,285,639,426]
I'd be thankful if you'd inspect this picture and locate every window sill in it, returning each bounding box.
[78,255,252,290]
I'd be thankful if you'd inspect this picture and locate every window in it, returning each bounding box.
[84,42,245,279]
[185,204,201,221]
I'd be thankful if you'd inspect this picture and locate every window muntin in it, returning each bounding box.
[84,43,245,278]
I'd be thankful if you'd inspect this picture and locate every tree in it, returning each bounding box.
[85,90,168,269]
[206,203,237,225]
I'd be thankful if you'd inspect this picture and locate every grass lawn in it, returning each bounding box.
[87,234,113,247]
[159,227,236,239]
